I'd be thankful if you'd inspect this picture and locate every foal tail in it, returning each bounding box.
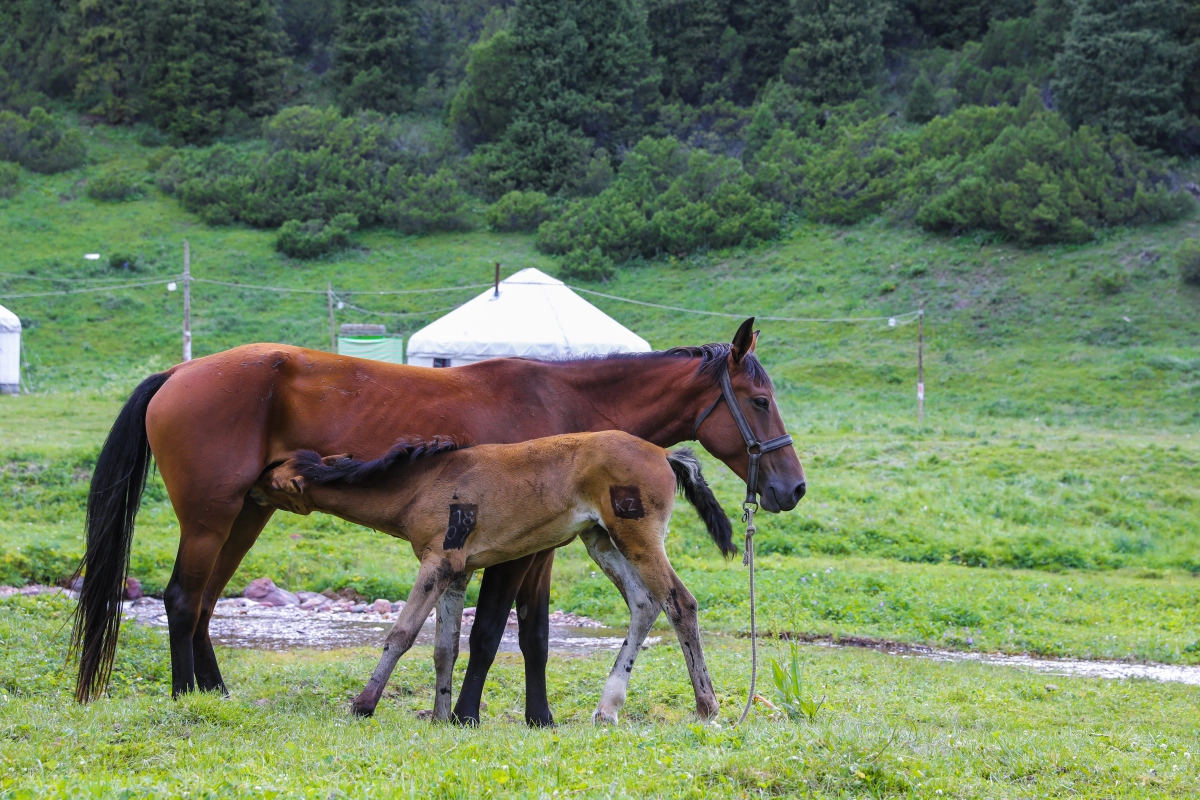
[666,448,736,559]
[71,371,170,703]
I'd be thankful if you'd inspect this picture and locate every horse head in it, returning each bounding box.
[692,318,807,513]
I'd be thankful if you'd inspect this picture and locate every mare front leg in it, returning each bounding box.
[580,529,662,725]
[351,557,462,717]
[432,570,473,721]
[515,549,556,727]
[452,555,534,726]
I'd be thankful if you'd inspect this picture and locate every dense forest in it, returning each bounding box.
[2,0,1199,276]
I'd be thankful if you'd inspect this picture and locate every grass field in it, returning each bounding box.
[1,126,1199,796]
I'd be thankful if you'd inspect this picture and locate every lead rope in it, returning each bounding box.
[735,502,757,726]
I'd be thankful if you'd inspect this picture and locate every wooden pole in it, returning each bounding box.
[182,240,192,363]
[494,262,500,297]
[327,281,337,353]
[917,301,925,423]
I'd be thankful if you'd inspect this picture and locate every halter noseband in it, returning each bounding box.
[692,361,794,509]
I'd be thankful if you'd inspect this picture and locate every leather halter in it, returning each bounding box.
[692,361,794,509]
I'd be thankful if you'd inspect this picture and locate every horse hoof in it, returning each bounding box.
[350,701,376,718]
[526,715,556,729]
[592,708,618,725]
[451,712,480,727]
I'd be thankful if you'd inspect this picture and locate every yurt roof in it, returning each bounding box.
[0,304,20,334]
[406,268,649,362]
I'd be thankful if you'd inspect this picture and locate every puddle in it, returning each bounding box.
[795,636,1200,687]
[123,597,653,653]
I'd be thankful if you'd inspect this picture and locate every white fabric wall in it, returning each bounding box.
[336,336,404,364]
[0,304,20,393]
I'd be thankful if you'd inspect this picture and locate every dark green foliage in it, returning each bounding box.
[537,137,781,278]
[448,29,520,144]
[750,89,1193,242]
[275,213,358,259]
[332,0,419,113]
[145,0,288,144]
[906,74,939,123]
[0,0,76,106]
[486,190,553,231]
[159,106,470,235]
[108,251,140,271]
[781,0,887,106]
[1177,238,1200,285]
[384,168,473,234]
[86,169,143,202]
[893,0,1037,49]
[913,101,1193,242]
[0,107,87,174]
[1053,0,1196,152]
[454,0,659,193]
[280,0,338,56]
[70,0,150,123]
[929,13,1060,110]
[0,163,19,199]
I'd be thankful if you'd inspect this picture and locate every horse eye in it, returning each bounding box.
[752,397,769,410]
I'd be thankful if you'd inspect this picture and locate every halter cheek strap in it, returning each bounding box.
[692,363,794,508]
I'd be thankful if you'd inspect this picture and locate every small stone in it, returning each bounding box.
[295,591,322,603]
[351,603,368,613]
[123,577,143,600]
[1044,683,1059,693]
[242,577,299,607]
[372,598,391,615]
[65,575,84,592]
[391,601,405,613]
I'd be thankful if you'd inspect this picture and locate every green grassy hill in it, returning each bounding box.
[2,126,1199,664]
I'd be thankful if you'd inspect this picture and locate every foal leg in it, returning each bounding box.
[516,549,556,727]
[193,500,275,693]
[432,570,473,721]
[626,547,719,721]
[452,555,533,726]
[351,558,461,717]
[580,529,661,725]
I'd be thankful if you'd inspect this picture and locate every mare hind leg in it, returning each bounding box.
[580,528,661,725]
[192,500,276,693]
[162,498,247,697]
[516,549,556,727]
[432,570,474,721]
[351,558,462,717]
[452,555,534,726]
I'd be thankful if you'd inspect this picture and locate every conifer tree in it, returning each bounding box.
[146,0,287,143]
[783,0,887,106]
[1053,0,1194,151]
[332,0,419,113]
[71,0,150,122]
[905,74,938,123]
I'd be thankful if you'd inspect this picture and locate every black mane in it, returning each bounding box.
[539,342,772,388]
[292,436,465,485]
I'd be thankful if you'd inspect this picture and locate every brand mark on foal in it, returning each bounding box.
[609,485,645,519]
[444,503,478,549]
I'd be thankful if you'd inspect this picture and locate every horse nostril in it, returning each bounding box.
[794,482,807,502]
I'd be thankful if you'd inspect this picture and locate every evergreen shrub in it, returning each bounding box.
[486,190,552,232]
[537,137,781,279]
[275,213,359,259]
[0,107,86,174]
[86,169,144,201]
[1178,239,1200,286]
[0,162,18,198]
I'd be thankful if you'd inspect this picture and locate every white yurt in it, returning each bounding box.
[407,268,650,367]
[0,303,21,394]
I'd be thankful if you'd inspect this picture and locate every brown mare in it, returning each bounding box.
[252,434,733,721]
[73,319,806,725]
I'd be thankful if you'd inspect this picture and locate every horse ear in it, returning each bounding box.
[731,318,756,362]
[750,330,760,353]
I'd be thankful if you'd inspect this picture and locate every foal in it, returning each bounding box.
[251,430,734,722]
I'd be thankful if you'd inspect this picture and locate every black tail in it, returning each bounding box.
[71,372,170,703]
[666,448,736,559]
